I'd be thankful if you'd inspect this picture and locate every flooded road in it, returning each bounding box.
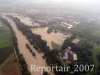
[3,16,54,75]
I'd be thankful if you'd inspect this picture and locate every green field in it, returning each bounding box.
[0,21,13,64]
[0,32,11,48]
[51,42,61,50]
[71,22,100,38]
[92,29,100,37]
[92,44,100,65]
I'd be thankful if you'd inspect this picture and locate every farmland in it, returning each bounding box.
[71,22,100,44]
[0,21,12,63]
[0,32,11,48]
[92,44,100,65]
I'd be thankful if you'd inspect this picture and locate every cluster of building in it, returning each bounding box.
[61,37,87,64]
[60,22,73,29]
[62,47,77,64]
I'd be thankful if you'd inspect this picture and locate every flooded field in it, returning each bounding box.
[12,15,68,49]
[14,15,33,26]
[32,27,68,49]
[4,16,54,75]
[14,15,40,27]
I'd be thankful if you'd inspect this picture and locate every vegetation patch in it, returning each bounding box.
[0,32,11,48]
[92,44,100,65]
[71,22,100,44]
[51,42,61,50]
[0,47,13,64]
[74,35,100,66]
[91,29,100,37]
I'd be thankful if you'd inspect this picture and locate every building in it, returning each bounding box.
[72,39,87,48]
[62,47,77,63]
[62,50,69,60]
[72,39,80,44]
[73,53,77,61]
[77,40,87,48]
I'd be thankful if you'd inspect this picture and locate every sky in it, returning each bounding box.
[0,0,100,4]
[0,0,100,11]
[0,0,99,18]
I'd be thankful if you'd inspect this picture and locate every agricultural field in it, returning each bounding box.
[51,42,61,50]
[0,22,12,63]
[92,29,100,37]
[92,44,100,66]
[71,22,100,38]
[0,32,11,48]
[0,52,22,75]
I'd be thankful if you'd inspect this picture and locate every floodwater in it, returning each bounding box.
[3,16,54,75]
[14,15,40,27]
[14,15,33,26]
[14,15,68,49]
[32,27,68,49]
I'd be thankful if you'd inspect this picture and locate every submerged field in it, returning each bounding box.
[32,27,68,49]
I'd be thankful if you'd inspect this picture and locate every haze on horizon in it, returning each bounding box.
[0,0,100,5]
[0,0,100,17]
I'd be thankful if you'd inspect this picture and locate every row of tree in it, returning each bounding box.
[25,43,36,58]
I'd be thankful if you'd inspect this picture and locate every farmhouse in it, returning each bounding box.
[72,39,87,48]
[72,39,80,44]
[62,47,77,63]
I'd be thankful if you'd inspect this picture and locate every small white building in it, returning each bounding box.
[73,53,77,61]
